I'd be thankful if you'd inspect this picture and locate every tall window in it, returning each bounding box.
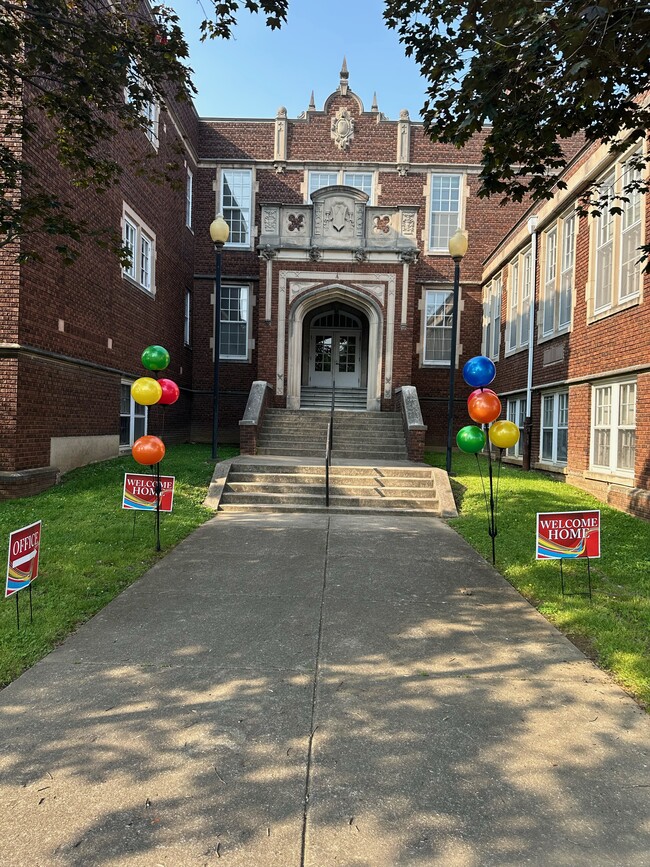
[591,150,642,316]
[506,396,526,458]
[591,380,636,474]
[541,392,568,464]
[542,228,557,335]
[423,289,453,364]
[122,204,155,294]
[429,174,462,251]
[220,286,249,360]
[484,275,502,361]
[541,212,575,337]
[221,169,252,247]
[184,290,191,346]
[186,168,193,229]
[120,382,147,448]
[307,170,374,200]
[521,248,532,344]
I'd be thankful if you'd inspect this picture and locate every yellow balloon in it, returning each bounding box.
[489,419,520,450]
[131,377,162,406]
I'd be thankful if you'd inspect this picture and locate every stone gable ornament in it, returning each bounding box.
[331,107,355,150]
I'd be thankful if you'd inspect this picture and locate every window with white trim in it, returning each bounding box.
[541,212,576,338]
[506,396,526,458]
[186,167,193,229]
[483,274,502,361]
[591,380,636,475]
[429,173,462,252]
[220,285,249,360]
[220,169,252,247]
[125,70,159,148]
[591,150,643,317]
[122,205,155,294]
[423,288,453,364]
[540,391,568,465]
[506,246,532,354]
[184,290,191,346]
[120,381,147,448]
[307,170,374,201]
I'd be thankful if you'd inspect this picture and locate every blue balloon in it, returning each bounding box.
[462,355,496,388]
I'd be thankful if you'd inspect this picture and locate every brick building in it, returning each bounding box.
[1,63,648,518]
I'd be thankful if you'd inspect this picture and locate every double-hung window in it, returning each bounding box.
[429,174,462,252]
[506,396,526,459]
[541,212,575,338]
[221,169,252,247]
[307,170,374,201]
[591,149,643,317]
[122,204,155,294]
[423,288,453,364]
[220,285,249,360]
[483,275,502,361]
[541,392,568,465]
[506,246,532,354]
[120,382,147,448]
[591,380,636,475]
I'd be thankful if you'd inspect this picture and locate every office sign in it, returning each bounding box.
[6,520,42,598]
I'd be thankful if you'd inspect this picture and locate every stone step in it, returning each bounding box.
[220,492,439,509]
[331,450,408,459]
[218,503,440,515]
[226,482,436,497]
[229,472,434,488]
[229,464,431,478]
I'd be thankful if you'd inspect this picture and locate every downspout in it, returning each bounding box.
[523,215,539,470]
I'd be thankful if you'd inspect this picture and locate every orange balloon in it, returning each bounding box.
[468,390,502,425]
[132,435,166,466]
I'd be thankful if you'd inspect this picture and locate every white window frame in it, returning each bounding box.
[120,381,148,449]
[122,204,156,295]
[219,284,251,361]
[505,396,526,459]
[422,287,454,366]
[540,391,569,466]
[125,71,159,149]
[184,290,191,347]
[590,379,637,477]
[220,168,253,248]
[427,172,464,254]
[186,167,193,229]
[589,148,643,320]
[307,170,375,202]
[483,274,502,361]
[540,210,576,340]
[505,245,532,355]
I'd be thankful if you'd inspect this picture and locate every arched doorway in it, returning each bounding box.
[307,308,364,388]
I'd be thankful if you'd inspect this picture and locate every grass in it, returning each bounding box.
[425,450,650,708]
[0,444,236,687]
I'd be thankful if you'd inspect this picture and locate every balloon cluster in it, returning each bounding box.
[456,355,520,454]
[130,345,179,466]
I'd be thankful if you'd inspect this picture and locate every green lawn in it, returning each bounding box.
[426,451,650,708]
[0,444,235,687]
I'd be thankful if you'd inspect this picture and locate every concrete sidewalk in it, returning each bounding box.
[0,514,648,866]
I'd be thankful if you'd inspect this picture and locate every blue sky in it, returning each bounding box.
[171,0,428,120]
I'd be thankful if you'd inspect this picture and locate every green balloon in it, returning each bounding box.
[456,425,486,454]
[141,345,170,371]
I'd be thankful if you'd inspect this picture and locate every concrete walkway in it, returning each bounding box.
[0,514,648,866]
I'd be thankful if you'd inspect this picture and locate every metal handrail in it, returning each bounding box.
[325,420,331,508]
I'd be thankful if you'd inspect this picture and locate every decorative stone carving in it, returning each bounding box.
[399,249,419,265]
[324,200,353,235]
[308,246,322,261]
[331,107,355,151]
[258,245,277,261]
[274,162,286,174]
[354,248,367,263]
[401,211,416,236]
[263,209,279,234]
[287,213,305,233]
[313,202,324,235]
[396,164,409,177]
[373,214,392,235]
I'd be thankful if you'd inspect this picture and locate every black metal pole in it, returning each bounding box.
[15,592,19,631]
[155,461,161,552]
[446,258,461,474]
[211,242,224,461]
[487,433,497,565]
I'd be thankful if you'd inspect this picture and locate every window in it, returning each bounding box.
[220,286,249,360]
[591,150,643,317]
[540,391,568,465]
[541,211,576,339]
[429,174,462,251]
[506,396,526,458]
[506,247,532,354]
[591,380,636,475]
[221,169,252,247]
[186,168,193,229]
[423,289,453,364]
[126,70,159,147]
[141,97,158,147]
[307,170,374,200]
[483,275,502,361]
[122,205,155,294]
[120,382,147,448]
[184,290,191,346]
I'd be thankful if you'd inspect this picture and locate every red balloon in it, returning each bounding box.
[468,391,502,425]
[132,435,166,466]
[158,378,180,405]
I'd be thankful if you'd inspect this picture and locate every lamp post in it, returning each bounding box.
[446,228,469,474]
[209,214,230,460]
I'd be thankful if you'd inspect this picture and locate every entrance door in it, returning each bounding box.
[309,330,361,387]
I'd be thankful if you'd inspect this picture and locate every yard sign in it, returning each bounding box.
[123,473,175,512]
[536,510,600,560]
[6,520,42,598]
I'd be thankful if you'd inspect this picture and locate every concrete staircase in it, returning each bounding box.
[257,409,408,461]
[300,387,367,411]
[218,463,442,514]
